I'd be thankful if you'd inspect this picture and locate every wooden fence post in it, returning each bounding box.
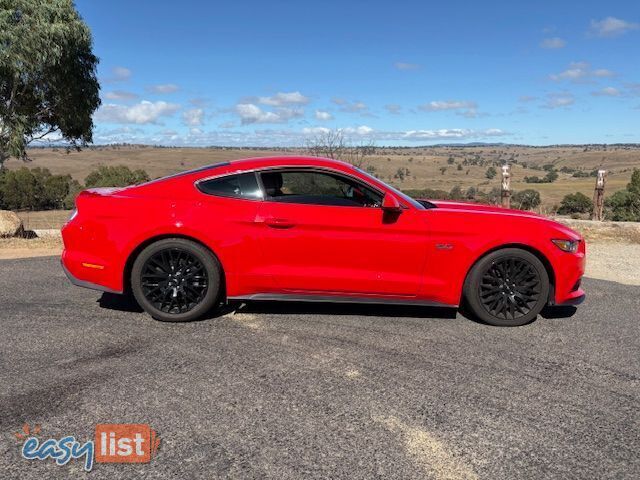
[501,164,511,208]
[591,169,606,221]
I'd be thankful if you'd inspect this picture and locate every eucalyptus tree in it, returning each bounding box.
[0,0,100,164]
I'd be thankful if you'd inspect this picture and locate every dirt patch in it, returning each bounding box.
[556,218,640,244]
[584,242,640,286]
[0,236,63,260]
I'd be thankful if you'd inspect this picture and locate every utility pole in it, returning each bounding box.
[501,164,511,208]
[591,169,606,221]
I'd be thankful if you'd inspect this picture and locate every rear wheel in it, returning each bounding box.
[463,248,549,326]
[131,238,221,322]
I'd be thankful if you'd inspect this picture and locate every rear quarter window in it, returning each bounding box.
[197,172,262,199]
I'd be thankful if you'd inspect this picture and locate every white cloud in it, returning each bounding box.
[402,128,507,140]
[302,126,331,135]
[235,103,303,124]
[257,91,309,106]
[106,66,131,83]
[182,108,205,126]
[332,97,347,105]
[418,100,480,117]
[518,95,538,103]
[590,17,639,37]
[418,100,477,112]
[542,92,575,109]
[549,62,614,82]
[314,110,333,121]
[339,101,369,113]
[344,125,374,135]
[148,84,180,94]
[385,104,402,114]
[303,125,373,137]
[591,87,621,97]
[104,90,138,101]
[91,124,512,147]
[540,37,566,49]
[95,100,181,124]
[394,62,421,70]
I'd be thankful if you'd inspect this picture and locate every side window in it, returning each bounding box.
[260,170,382,207]
[197,172,262,199]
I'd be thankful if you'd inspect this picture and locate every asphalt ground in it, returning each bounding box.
[0,256,638,479]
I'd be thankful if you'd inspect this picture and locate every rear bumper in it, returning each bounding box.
[60,252,122,294]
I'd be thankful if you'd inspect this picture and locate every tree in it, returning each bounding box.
[85,165,150,188]
[605,169,640,221]
[511,189,541,211]
[557,192,593,215]
[485,166,497,179]
[0,165,75,210]
[306,129,375,168]
[0,0,101,164]
[543,170,558,183]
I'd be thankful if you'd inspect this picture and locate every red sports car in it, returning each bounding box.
[61,156,585,326]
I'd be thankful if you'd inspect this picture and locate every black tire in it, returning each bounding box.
[131,238,221,322]
[462,248,549,327]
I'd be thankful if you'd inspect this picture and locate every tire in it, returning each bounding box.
[462,248,549,327]
[131,238,221,322]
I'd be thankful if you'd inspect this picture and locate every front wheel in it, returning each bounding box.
[131,238,221,322]
[463,248,549,327]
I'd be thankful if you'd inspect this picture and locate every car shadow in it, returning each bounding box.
[540,305,578,319]
[98,292,144,313]
[97,293,575,323]
[232,300,459,319]
[97,293,458,320]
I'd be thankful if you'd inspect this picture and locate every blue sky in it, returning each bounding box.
[76,0,640,146]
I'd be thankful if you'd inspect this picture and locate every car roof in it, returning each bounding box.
[226,155,354,170]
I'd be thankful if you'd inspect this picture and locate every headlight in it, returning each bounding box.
[551,238,579,253]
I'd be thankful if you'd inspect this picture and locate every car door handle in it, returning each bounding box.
[264,218,296,229]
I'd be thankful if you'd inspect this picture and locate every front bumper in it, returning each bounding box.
[555,292,586,306]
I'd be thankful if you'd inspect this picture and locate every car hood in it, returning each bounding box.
[424,199,582,240]
[427,199,545,218]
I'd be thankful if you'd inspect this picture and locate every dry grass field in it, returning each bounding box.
[5,144,640,229]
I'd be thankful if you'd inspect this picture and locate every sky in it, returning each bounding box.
[75,0,640,147]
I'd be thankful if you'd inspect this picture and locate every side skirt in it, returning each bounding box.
[227,293,457,308]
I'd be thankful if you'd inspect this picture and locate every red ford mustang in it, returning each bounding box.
[61,156,585,326]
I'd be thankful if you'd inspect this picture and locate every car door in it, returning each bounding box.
[255,168,429,297]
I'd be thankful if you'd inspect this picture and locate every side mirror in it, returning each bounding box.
[381,194,402,212]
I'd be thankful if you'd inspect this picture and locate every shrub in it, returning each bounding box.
[558,192,593,215]
[605,169,640,221]
[512,189,541,211]
[544,170,558,183]
[85,165,150,188]
[0,166,77,210]
[403,188,450,200]
[485,166,497,179]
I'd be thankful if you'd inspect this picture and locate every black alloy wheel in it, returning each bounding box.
[463,248,549,326]
[141,248,208,314]
[479,257,542,320]
[132,238,221,322]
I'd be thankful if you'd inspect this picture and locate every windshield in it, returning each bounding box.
[354,167,426,210]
